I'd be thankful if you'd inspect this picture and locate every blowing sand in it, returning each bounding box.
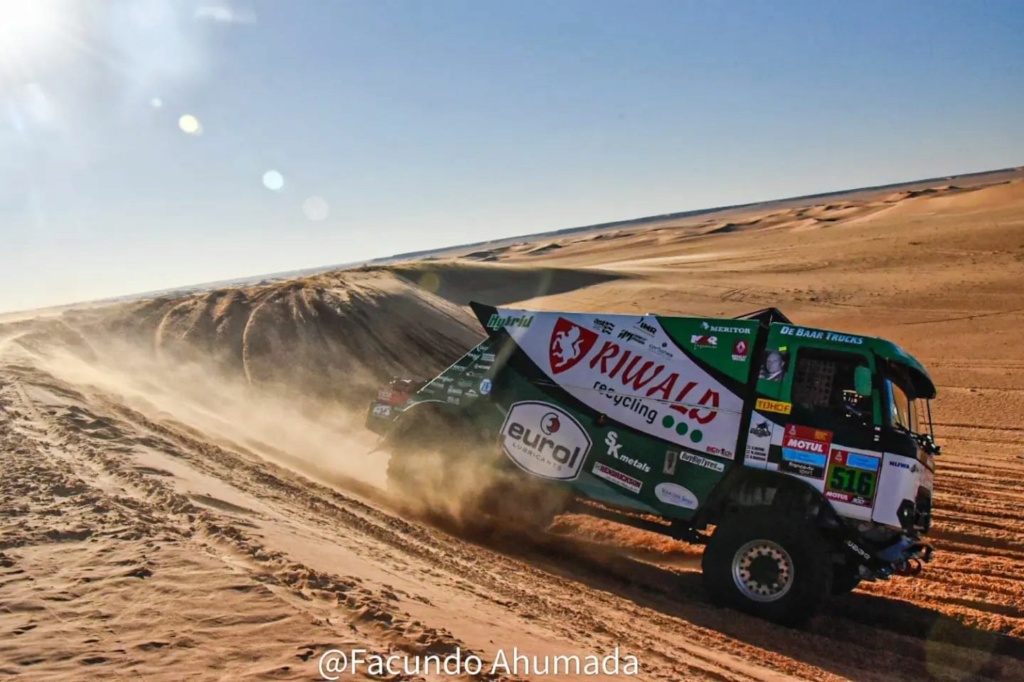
[2,173,1024,681]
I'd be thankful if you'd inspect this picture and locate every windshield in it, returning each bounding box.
[885,377,920,433]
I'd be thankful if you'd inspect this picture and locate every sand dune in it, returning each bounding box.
[2,171,1024,680]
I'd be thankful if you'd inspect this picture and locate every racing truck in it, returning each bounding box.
[365,303,941,626]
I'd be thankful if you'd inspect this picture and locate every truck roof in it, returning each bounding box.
[730,308,935,399]
[468,301,937,400]
[765,318,936,399]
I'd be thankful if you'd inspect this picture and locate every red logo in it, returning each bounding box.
[549,318,599,374]
[783,424,833,453]
[541,413,561,435]
[733,340,748,356]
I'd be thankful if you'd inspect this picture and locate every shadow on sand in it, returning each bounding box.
[384,262,630,306]
[416,514,1022,682]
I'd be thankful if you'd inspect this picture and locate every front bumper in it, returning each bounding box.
[843,531,935,581]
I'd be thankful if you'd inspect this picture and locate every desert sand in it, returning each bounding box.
[2,172,1023,681]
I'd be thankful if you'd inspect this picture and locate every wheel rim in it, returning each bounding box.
[731,539,795,603]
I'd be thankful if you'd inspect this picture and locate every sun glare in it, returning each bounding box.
[0,0,63,60]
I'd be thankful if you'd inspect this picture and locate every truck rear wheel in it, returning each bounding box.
[385,408,477,497]
[385,411,570,534]
[701,510,832,627]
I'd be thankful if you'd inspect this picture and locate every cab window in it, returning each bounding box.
[885,377,919,432]
[789,348,873,420]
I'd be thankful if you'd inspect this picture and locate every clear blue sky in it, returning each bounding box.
[2,0,1022,312]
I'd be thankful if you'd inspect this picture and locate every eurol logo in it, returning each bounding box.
[500,402,593,480]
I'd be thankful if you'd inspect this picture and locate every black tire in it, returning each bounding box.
[830,561,863,596]
[701,510,832,627]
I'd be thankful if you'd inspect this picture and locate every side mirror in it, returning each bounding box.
[854,366,872,397]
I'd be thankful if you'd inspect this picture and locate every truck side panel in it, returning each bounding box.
[468,303,762,520]
[476,304,759,462]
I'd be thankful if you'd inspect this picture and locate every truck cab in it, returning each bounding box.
[745,322,938,538]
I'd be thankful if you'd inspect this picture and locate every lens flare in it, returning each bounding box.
[262,170,284,191]
[178,114,202,135]
[302,196,330,221]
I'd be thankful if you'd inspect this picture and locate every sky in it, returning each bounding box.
[1,0,1022,313]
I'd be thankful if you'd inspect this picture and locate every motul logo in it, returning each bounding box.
[783,424,833,453]
[785,438,826,453]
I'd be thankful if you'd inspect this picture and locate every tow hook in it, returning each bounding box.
[895,558,923,576]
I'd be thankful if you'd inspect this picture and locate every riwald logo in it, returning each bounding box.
[549,318,599,374]
[501,402,592,480]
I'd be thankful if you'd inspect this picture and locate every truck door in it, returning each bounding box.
[754,327,882,508]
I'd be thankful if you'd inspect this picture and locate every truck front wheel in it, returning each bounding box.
[701,510,832,627]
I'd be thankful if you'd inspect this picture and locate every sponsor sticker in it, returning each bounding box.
[593,318,616,335]
[779,325,863,346]
[780,425,832,479]
[755,398,792,415]
[498,308,742,457]
[825,449,880,508]
[479,379,492,395]
[654,482,699,509]
[371,404,391,417]
[678,451,725,473]
[700,321,755,335]
[690,334,718,349]
[603,432,652,473]
[500,402,593,480]
[592,462,643,494]
[888,459,919,474]
[634,318,658,336]
[732,339,749,362]
[663,449,679,475]
[647,343,673,359]
[749,420,772,438]
[487,313,534,330]
[617,329,648,346]
[744,416,773,465]
[549,318,600,374]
